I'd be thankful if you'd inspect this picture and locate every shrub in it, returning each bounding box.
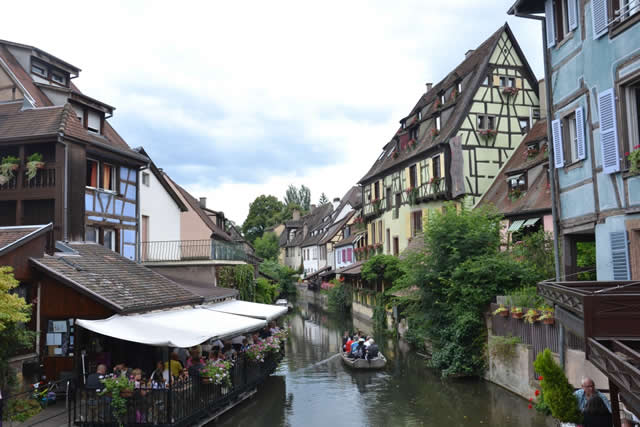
[255,277,280,304]
[327,280,351,313]
[533,349,582,423]
[488,335,521,362]
[3,398,41,422]
[505,286,543,309]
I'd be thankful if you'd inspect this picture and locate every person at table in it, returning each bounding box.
[186,346,205,368]
[86,364,107,391]
[574,377,611,413]
[583,395,613,427]
[113,363,131,378]
[165,353,183,378]
[151,361,166,387]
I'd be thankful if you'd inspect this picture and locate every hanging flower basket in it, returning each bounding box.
[25,153,45,181]
[430,128,439,139]
[478,129,497,140]
[626,145,640,176]
[502,87,520,96]
[0,155,20,183]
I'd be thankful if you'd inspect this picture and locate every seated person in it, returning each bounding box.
[344,336,354,354]
[113,363,130,378]
[150,361,166,387]
[165,353,183,378]
[186,346,205,368]
[574,377,611,413]
[366,339,379,360]
[353,338,366,359]
[583,395,612,427]
[86,364,107,391]
[349,339,360,358]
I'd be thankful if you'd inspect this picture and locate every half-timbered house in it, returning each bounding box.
[358,24,540,255]
[0,40,147,260]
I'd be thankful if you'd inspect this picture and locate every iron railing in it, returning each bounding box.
[141,240,248,263]
[363,180,448,218]
[72,353,281,426]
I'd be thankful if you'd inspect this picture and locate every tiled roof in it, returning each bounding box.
[0,224,52,256]
[335,230,364,248]
[359,24,534,184]
[319,210,355,245]
[300,203,335,247]
[476,120,551,217]
[0,102,64,140]
[30,243,202,313]
[400,233,425,259]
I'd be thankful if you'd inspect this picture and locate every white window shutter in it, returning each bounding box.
[598,89,620,174]
[568,0,578,30]
[575,107,587,160]
[546,0,556,47]
[551,119,565,168]
[592,0,609,39]
[610,231,630,280]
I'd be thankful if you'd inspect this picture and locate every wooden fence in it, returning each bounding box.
[489,303,585,361]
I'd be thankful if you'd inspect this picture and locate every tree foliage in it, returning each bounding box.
[391,204,542,377]
[259,260,297,299]
[512,230,555,280]
[254,232,279,261]
[284,184,311,212]
[217,265,256,302]
[0,267,34,392]
[241,195,284,243]
[361,255,403,286]
[327,280,351,312]
[318,193,329,205]
[255,278,280,304]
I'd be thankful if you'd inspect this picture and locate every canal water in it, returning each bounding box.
[216,301,552,427]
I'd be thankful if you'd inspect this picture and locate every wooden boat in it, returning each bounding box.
[340,351,387,369]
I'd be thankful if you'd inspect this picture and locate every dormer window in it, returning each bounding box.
[477,115,496,130]
[435,115,441,132]
[51,72,66,85]
[440,93,445,105]
[508,173,527,191]
[402,121,406,130]
[31,63,46,77]
[418,111,422,121]
[457,82,462,93]
[410,127,418,140]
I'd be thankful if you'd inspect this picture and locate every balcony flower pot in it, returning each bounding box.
[501,86,520,96]
[25,153,45,181]
[524,309,539,324]
[538,307,554,325]
[492,304,509,317]
[511,307,523,319]
[1,155,20,182]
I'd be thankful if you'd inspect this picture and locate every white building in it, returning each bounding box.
[137,148,187,259]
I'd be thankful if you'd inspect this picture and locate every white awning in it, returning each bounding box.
[508,220,525,232]
[76,306,266,348]
[205,300,288,321]
[523,218,540,227]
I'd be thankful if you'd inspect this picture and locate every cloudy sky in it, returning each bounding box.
[4,1,543,224]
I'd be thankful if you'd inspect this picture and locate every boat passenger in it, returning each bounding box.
[366,339,379,360]
[344,336,354,353]
[350,339,360,355]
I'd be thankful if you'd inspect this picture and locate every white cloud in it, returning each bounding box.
[2,0,543,223]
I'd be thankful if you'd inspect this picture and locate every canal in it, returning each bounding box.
[217,301,552,427]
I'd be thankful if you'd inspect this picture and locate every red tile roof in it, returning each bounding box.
[0,224,52,256]
[0,45,52,108]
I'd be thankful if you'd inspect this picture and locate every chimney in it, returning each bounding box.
[292,209,301,220]
[199,197,207,209]
[310,204,317,213]
[425,82,433,92]
[465,49,475,58]
[333,197,340,210]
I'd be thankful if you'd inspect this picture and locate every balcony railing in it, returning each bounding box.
[0,164,56,192]
[363,180,448,218]
[72,353,281,426]
[141,239,248,263]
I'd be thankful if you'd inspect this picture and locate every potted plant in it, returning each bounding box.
[538,307,555,325]
[478,129,497,140]
[502,86,520,96]
[25,153,45,181]
[429,176,443,193]
[524,308,539,324]
[430,128,439,139]
[492,304,509,317]
[626,144,640,176]
[200,359,233,387]
[99,375,134,426]
[392,150,399,160]
[0,155,20,184]
[511,306,523,319]
[405,186,419,205]
[508,188,523,201]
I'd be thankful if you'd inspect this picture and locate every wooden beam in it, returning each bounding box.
[611,339,640,363]
[611,381,621,427]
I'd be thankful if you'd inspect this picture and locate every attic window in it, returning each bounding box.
[507,174,527,191]
[402,121,406,130]
[440,93,445,105]
[410,127,418,140]
[457,82,462,93]
[418,111,422,120]
[500,77,516,88]
[31,63,46,77]
[51,72,66,85]
[435,115,441,132]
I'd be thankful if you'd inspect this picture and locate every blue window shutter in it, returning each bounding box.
[598,89,620,174]
[546,0,556,47]
[575,107,587,160]
[592,0,609,39]
[610,231,630,280]
[552,119,565,168]
[568,0,578,30]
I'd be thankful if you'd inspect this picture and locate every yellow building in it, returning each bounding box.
[358,24,540,256]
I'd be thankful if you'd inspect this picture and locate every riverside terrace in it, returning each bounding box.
[69,302,288,426]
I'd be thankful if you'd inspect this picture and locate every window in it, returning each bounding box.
[411,211,423,237]
[86,159,98,188]
[374,181,380,200]
[378,220,383,244]
[622,81,640,164]
[477,115,496,130]
[410,127,418,140]
[142,172,150,187]
[564,113,580,163]
[440,93,445,105]
[394,193,401,219]
[347,248,352,262]
[386,187,392,211]
[31,63,46,76]
[393,237,399,256]
[435,115,441,131]
[508,173,527,192]
[519,117,531,134]
[500,76,516,88]
[51,72,66,85]
[457,82,462,94]
[409,165,417,188]
[612,0,640,23]
[432,155,441,179]
[418,111,422,120]
[87,111,101,134]
[103,229,116,251]
[402,121,406,130]
[420,161,429,184]
[344,226,351,239]
[102,163,116,191]
[371,222,376,245]
[85,226,98,242]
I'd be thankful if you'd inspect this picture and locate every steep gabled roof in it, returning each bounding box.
[359,24,536,184]
[319,210,356,245]
[300,203,334,247]
[30,242,202,313]
[0,45,52,108]
[163,173,233,242]
[135,147,188,212]
[476,120,551,217]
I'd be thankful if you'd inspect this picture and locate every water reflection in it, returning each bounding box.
[215,301,552,427]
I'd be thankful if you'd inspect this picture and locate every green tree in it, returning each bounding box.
[255,278,281,304]
[254,232,279,261]
[511,230,555,280]
[318,193,329,205]
[242,195,284,243]
[259,260,298,299]
[0,267,34,392]
[534,349,582,423]
[283,185,311,211]
[361,255,403,290]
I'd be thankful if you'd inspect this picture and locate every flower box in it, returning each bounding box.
[501,86,520,96]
